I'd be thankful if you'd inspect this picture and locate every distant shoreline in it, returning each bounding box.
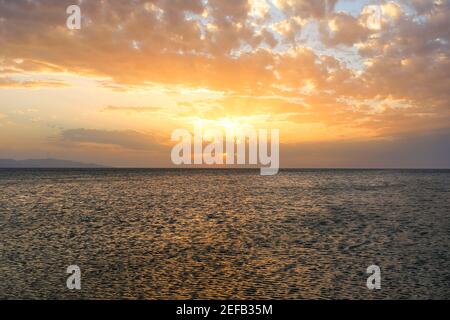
[1,167,449,170]
[1,159,449,170]
[0,158,108,169]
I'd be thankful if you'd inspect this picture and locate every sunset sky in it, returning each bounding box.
[0,0,449,167]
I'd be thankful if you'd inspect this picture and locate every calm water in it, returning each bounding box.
[0,169,449,299]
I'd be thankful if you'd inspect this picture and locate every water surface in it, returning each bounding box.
[1,169,449,299]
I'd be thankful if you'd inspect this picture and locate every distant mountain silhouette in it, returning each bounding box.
[0,158,108,168]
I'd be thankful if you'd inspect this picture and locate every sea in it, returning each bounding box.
[0,169,449,299]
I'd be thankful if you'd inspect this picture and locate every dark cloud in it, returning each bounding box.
[281,129,450,168]
[405,0,436,15]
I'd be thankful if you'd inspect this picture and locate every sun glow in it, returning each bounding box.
[190,117,256,137]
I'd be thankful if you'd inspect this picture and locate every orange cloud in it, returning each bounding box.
[0,0,449,163]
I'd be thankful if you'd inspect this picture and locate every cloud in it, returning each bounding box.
[281,129,450,168]
[0,77,67,88]
[59,128,167,151]
[357,1,450,108]
[102,105,161,113]
[271,17,306,42]
[273,0,337,19]
[53,126,450,168]
[0,0,449,143]
[0,0,334,93]
[404,0,435,15]
[320,12,371,46]
[178,95,308,119]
